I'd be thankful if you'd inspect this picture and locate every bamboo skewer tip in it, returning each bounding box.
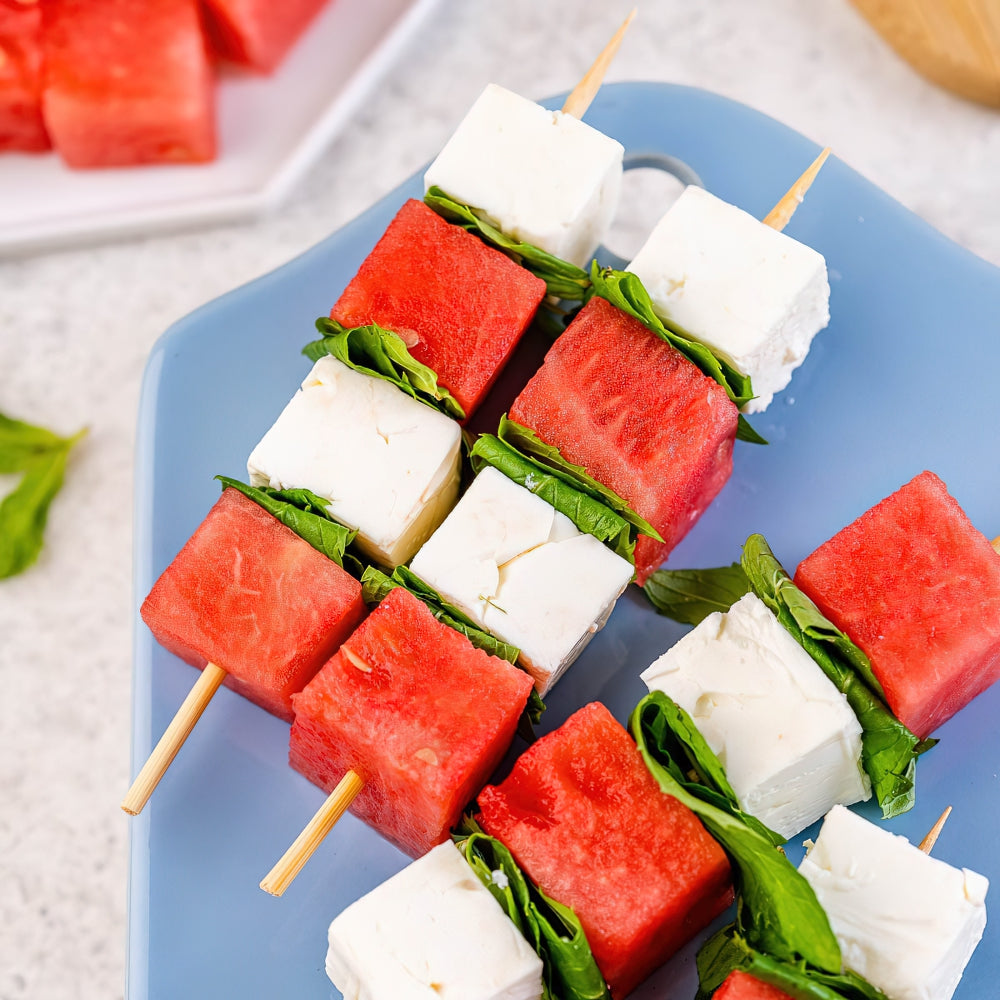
[762,146,832,232]
[991,535,1000,554]
[561,8,637,120]
[918,805,953,854]
[260,769,365,897]
[120,661,228,816]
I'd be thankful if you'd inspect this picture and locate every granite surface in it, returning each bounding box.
[0,1,996,997]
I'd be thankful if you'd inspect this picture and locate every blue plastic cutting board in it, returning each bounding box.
[127,82,1000,1000]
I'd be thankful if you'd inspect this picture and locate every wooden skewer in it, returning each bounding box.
[121,662,228,816]
[918,805,952,854]
[260,769,365,897]
[762,147,832,232]
[561,8,637,119]
[991,535,1000,554]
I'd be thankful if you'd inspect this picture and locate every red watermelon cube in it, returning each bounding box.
[41,0,215,167]
[141,488,365,722]
[289,586,534,858]
[331,198,548,419]
[478,702,734,998]
[510,296,739,584]
[715,971,793,1000]
[0,0,49,152]
[201,0,329,73]
[794,471,1000,739]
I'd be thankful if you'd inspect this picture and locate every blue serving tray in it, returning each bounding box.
[127,82,1000,999]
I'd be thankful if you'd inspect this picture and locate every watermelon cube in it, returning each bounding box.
[0,0,49,152]
[331,198,548,419]
[509,296,739,585]
[794,471,1000,739]
[141,488,365,722]
[289,586,535,858]
[478,702,734,998]
[200,0,329,73]
[714,971,793,1000]
[41,0,215,167]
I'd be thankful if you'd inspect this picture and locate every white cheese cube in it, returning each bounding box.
[424,83,624,268]
[799,805,988,1000]
[247,356,461,568]
[327,841,544,1000]
[640,593,869,838]
[627,185,830,412]
[409,466,633,695]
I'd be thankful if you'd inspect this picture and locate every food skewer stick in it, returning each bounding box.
[121,663,227,815]
[918,805,953,854]
[260,769,365,896]
[991,535,1000,554]
[762,147,832,232]
[561,8,637,119]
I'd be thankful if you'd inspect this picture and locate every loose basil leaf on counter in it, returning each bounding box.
[216,476,357,570]
[303,316,465,420]
[0,415,86,580]
[639,692,784,847]
[587,264,766,444]
[643,563,752,625]
[497,416,661,542]
[741,533,933,819]
[696,924,890,1000]
[454,821,611,1000]
[424,186,592,301]
[470,433,636,564]
[630,693,842,974]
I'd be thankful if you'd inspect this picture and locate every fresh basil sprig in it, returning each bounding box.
[361,565,544,729]
[696,924,890,1000]
[470,434,636,565]
[587,264,765,444]
[0,413,86,579]
[741,534,934,819]
[215,477,358,570]
[637,692,784,847]
[643,563,752,625]
[630,694,842,974]
[454,820,610,1000]
[304,317,464,420]
[424,186,591,301]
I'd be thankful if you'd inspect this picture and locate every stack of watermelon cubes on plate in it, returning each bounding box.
[1,0,331,165]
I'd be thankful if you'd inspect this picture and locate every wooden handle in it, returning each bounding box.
[561,8,637,119]
[121,661,227,816]
[918,805,952,854]
[762,147,831,232]
[259,769,365,897]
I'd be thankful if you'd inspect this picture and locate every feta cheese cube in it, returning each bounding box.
[424,83,624,268]
[409,466,633,695]
[247,356,461,568]
[799,805,988,1000]
[326,840,544,1000]
[640,593,869,838]
[627,185,830,412]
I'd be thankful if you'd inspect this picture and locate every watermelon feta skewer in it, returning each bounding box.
[121,487,365,815]
[258,585,534,895]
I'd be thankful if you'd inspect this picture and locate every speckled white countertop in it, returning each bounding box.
[0,1,996,997]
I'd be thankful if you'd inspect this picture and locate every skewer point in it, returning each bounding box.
[991,535,1000,554]
[762,146,832,232]
[918,805,953,854]
[561,8,637,120]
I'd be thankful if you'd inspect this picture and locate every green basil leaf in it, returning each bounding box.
[630,693,841,973]
[741,534,928,819]
[588,265,766,444]
[697,924,890,1000]
[454,820,611,1000]
[643,563,752,625]
[304,317,464,420]
[216,476,356,569]
[470,433,636,564]
[424,187,592,302]
[498,417,661,541]
[0,412,74,474]
[738,415,770,444]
